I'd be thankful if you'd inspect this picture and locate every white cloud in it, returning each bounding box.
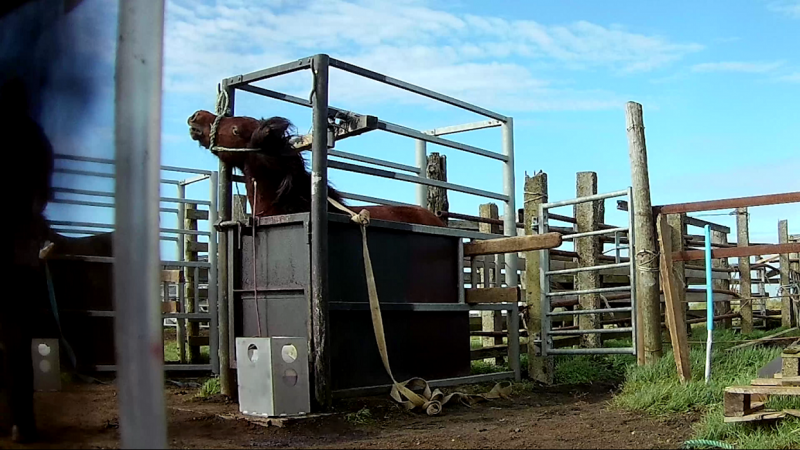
[691,60,786,73]
[163,0,703,112]
[766,0,800,18]
[777,72,800,82]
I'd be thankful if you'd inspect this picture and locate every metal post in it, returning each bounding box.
[415,140,428,207]
[501,118,518,287]
[310,54,331,411]
[217,82,235,397]
[538,204,551,357]
[112,1,166,448]
[627,187,640,360]
[704,225,713,384]
[208,171,219,374]
[176,184,187,363]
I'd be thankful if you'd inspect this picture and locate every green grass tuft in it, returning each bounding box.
[344,407,374,426]
[196,377,221,398]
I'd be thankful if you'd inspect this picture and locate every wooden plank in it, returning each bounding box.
[668,214,689,335]
[711,230,732,329]
[684,216,731,234]
[466,287,520,304]
[672,243,800,262]
[161,270,181,283]
[751,377,800,386]
[653,191,800,215]
[186,209,209,221]
[737,207,753,334]
[778,220,793,328]
[723,410,787,423]
[186,241,209,253]
[463,232,562,256]
[724,391,765,417]
[656,214,691,383]
[724,385,800,395]
[161,301,179,313]
[478,203,503,364]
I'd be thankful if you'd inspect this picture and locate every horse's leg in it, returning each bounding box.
[1,268,37,443]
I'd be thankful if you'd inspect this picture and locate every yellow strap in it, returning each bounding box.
[326,197,513,415]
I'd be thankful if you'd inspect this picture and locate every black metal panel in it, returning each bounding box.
[330,310,471,390]
[328,220,459,304]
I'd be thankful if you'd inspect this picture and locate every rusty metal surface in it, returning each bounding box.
[673,243,800,262]
[653,192,800,215]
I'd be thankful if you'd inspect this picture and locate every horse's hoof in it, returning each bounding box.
[11,424,38,443]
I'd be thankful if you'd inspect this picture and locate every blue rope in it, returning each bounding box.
[44,261,77,370]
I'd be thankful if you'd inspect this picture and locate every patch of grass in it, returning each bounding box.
[344,407,374,426]
[164,338,211,364]
[196,377,221,398]
[614,327,800,449]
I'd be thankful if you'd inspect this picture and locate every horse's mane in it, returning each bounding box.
[246,116,344,212]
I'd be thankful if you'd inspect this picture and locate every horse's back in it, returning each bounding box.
[359,205,445,227]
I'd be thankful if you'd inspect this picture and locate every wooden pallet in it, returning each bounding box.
[723,385,800,423]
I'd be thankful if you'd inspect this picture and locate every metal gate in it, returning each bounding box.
[538,188,638,356]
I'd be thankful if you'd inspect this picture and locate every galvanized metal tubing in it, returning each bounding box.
[113,0,167,447]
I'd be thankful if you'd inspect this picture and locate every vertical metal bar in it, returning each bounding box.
[208,171,219,374]
[310,54,331,410]
[501,118,519,288]
[508,302,521,382]
[415,140,428,207]
[217,82,234,397]
[113,1,167,448]
[614,231,621,264]
[704,224,713,384]
[177,184,186,364]
[457,239,465,304]
[538,204,551,357]
[627,187,639,358]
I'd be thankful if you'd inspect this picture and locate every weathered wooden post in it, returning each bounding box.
[736,207,753,334]
[711,230,732,328]
[778,220,793,327]
[666,214,689,334]
[426,152,448,224]
[184,202,201,363]
[625,101,662,364]
[523,172,553,383]
[479,203,504,365]
[233,194,248,221]
[575,172,604,348]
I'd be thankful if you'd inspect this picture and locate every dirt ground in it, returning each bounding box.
[0,380,696,449]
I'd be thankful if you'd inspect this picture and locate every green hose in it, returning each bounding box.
[682,439,734,449]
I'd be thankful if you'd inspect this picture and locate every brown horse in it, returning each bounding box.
[187,110,444,227]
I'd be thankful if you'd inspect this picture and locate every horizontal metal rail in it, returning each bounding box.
[49,221,211,237]
[179,174,210,186]
[224,56,312,87]
[338,192,415,207]
[50,227,179,242]
[329,58,508,122]
[549,327,633,336]
[329,149,420,174]
[163,313,212,320]
[51,197,179,215]
[236,84,507,161]
[54,168,180,185]
[55,153,214,176]
[546,261,631,276]
[541,189,629,209]
[54,187,211,206]
[547,307,632,317]
[547,285,632,297]
[49,255,211,269]
[424,119,503,136]
[329,160,508,201]
[546,347,636,356]
[561,227,629,241]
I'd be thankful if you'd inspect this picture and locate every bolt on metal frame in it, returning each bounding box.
[219,54,521,395]
[538,188,639,357]
[47,153,219,374]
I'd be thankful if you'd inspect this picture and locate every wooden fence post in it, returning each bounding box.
[778,220,793,327]
[426,152,448,224]
[736,207,753,334]
[711,230,732,328]
[575,172,603,348]
[184,202,201,363]
[666,214,689,334]
[233,194,248,221]
[479,203,504,365]
[625,101,663,364]
[523,172,553,383]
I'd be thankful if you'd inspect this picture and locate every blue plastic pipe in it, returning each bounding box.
[704,224,713,384]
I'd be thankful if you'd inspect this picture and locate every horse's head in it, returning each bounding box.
[187,109,261,150]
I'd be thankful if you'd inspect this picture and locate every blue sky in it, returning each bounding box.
[25,0,800,258]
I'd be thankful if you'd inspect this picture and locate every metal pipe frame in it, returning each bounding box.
[547,285,632,297]
[547,307,632,317]
[627,187,639,358]
[549,327,633,336]
[338,192,415,207]
[113,1,167,447]
[423,119,503,136]
[415,140,428,207]
[541,189,629,210]
[328,160,508,201]
[55,153,214,176]
[546,261,631,276]
[561,227,629,241]
[547,347,636,356]
[330,149,420,174]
